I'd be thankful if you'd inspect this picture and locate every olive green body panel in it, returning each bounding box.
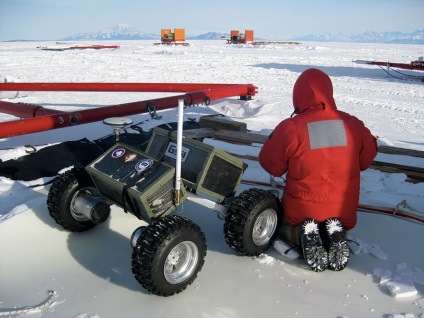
[85,143,185,221]
[146,127,247,201]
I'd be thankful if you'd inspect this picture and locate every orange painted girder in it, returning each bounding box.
[0,83,257,138]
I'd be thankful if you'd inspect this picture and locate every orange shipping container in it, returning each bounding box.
[174,28,185,41]
[245,30,254,42]
[161,29,172,40]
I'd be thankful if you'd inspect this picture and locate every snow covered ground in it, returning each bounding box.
[0,40,423,317]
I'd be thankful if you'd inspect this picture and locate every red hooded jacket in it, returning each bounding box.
[259,68,377,230]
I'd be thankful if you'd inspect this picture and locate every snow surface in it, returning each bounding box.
[0,40,423,317]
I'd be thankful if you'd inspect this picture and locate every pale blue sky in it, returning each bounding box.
[0,0,423,41]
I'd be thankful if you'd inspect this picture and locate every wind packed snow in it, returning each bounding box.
[253,253,276,266]
[0,40,423,317]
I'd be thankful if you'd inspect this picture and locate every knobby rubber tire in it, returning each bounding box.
[224,188,281,256]
[131,215,207,296]
[47,168,96,232]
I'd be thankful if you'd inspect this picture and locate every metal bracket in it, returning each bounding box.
[146,102,162,120]
[185,192,228,220]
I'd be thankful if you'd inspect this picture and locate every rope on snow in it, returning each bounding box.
[377,65,424,82]
[0,290,56,316]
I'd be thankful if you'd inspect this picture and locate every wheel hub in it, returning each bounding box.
[164,241,199,284]
[252,208,278,246]
[70,187,105,222]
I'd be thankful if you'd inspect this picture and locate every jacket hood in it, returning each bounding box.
[292,68,337,114]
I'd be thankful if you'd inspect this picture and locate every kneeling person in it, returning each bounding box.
[259,68,377,272]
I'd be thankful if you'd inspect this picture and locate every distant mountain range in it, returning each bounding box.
[294,29,424,44]
[59,24,423,44]
[62,24,159,41]
[61,25,229,41]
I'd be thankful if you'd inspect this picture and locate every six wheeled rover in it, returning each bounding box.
[47,100,282,296]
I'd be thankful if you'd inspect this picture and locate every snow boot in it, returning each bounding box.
[324,218,349,271]
[299,218,328,272]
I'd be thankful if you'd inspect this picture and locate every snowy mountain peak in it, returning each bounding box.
[61,24,159,41]
[108,24,140,35]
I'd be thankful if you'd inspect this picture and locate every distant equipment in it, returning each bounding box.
[224,29,301,46]
[155,28,190,46]
[227,30,254,44]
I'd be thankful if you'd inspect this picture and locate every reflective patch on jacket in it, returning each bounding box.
[307,120,347,149]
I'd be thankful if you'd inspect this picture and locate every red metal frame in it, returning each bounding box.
[0,82,251,93]
[0,101,64,118]
[366,61,424,71]
[0,82,257,138]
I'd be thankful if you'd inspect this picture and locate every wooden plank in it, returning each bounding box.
[226,152,424,182]
[182,128,214,140]
[378,146,424,158]
[370,161,424,181]
[199,116,247,132]
[371,161,424,174]
[227,151,260,161]
[209,129,268,144]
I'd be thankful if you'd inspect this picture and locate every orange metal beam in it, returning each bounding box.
[0,82,249,92]
[0,101,65,118]
[0,83,257,138]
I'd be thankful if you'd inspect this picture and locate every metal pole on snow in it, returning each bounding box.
[0,82,257,138]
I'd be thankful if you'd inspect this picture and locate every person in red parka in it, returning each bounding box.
[259,68,377,272]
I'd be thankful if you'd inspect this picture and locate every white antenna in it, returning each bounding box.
[174,99,184,205]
